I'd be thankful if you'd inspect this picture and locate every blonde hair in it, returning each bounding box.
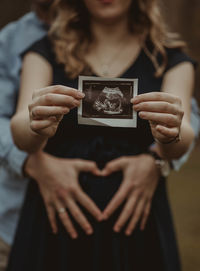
[48,0,186,79]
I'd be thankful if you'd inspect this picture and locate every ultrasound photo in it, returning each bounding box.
[78,76,138,127]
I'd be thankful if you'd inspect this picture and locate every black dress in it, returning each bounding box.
[7,37,196,271]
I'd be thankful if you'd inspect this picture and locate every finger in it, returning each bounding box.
[140,201,151,231]
[102,184,130,219]
[54,201,78,239]
[113,191,139,232]
[31,106,70,118]
[33,93,81,108]
[133,101,178,115]
[156,125,179,138]
[33,85,85,100]
[46,204,58,234]
[65,198,93,235]
[75,188,102,221]
[132,92,180,105]
[125,198,146,235]
[139,112,179,127]
[74,159,101,175]
[101,157,127,176]
[30,117,57,131]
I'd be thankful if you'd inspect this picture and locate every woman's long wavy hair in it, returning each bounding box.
[48,0,186,79]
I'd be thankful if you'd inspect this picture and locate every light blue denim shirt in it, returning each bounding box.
[0,12,47,245]
[0,11,199,246]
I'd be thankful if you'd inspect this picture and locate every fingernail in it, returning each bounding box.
[125,231,131,236]
[139,112,145,118]
[102,213,108,220]
[97,214,103,221]
[96,170,102,176]
[101,170,106,176]
[113,226,120,232]
[72,233,78,239]
[132,97,139,104]
[77,92,85,98]
[87,228,93,235]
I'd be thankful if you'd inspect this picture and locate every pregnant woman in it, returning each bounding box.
[8,0,195,270]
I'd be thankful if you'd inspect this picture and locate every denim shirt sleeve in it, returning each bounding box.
[0,12,47,177]
[150,98,200,171]
[172,98,200,171]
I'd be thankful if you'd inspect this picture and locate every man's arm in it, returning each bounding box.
[172,97,200,171]
[0,13,46,177]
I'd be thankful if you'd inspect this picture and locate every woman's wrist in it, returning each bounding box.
[154,133,181,145]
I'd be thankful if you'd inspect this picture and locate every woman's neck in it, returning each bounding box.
[90,16,132,45]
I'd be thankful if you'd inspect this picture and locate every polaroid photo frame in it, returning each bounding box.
[78,76,138,128]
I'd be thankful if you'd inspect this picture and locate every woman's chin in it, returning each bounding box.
[92,11,127,25]
[85,0,131,25]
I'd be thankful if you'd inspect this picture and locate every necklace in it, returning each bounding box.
[95,36,133,77]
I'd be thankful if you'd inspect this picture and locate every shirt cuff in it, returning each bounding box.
[6,146,28,177]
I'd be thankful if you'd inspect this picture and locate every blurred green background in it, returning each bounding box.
[0,0,199,270]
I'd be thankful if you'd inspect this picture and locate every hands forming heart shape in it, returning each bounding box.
[27,152,160,239]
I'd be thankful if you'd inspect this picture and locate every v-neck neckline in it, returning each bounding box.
[90,47,144,79]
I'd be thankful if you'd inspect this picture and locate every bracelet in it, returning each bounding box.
[147,150,173,177]
[155,133,181,145]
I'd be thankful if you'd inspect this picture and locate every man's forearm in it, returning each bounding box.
[0,116,28,176]
[11,110,48,153]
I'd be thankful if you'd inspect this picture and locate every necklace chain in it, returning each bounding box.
[95,36,133,77]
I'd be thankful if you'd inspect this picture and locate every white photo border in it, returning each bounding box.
[78,76,138,128]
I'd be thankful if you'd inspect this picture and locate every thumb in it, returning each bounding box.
[74,159,101,175]
[101,157,127,176]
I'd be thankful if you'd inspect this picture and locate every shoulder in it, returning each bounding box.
[165,47,197,73]
[0,12,39,42]
[0,12,47,55]
[22,36,56,67]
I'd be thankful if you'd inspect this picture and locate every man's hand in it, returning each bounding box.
[101,154,160,235]
[24,152,102,239]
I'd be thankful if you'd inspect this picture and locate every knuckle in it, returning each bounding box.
[32,89,39,99]
[59,212,66,219]
[45,198,53,206]
[126,182,134,191]
[73,210,80,219]
[155,92,162,99]
[55,85,63,91]
[28,103,34,112]
[144,209,150,216]
[32,107,40,116]
[167,115,175,124]
[179,109,184,118]
[163,103,169,112]
[117,193,124,203]
[44,94,53,103]
[66,184,77,194]
[52,85,63,94]
[30,121,38,131]
[64,107,70,114]
[174,95,181,105]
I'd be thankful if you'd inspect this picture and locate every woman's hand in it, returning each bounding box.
[24,152,102,239]
[132,92,184,144]
[28,85,85,138]
[101,154,160,235]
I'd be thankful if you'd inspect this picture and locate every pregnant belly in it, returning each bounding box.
[79,171,123,211]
